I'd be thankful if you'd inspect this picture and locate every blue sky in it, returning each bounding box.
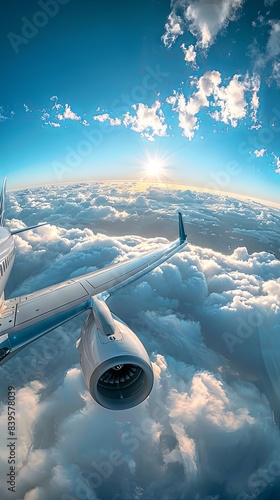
[1,0,280,204]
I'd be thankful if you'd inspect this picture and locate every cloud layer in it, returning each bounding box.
[1,182,280,499]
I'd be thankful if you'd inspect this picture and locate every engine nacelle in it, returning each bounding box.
[77,298,154,410]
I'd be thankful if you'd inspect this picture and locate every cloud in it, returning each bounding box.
[272,153,280,174]
[265,0,277,5]
[123,101,168,141]
[267,20,280,59]
[249,73,261,127]
[251,149,280,174]
[0,106,14,122]
[253,20,280,84]
[162,11,184,48]
[271,60,280,87]
[209,74,249,126]
[91,102,168,141]
[167,70,260,138]
[50,95,63,110]
[181,43,197,67]
[254,148,266,157]
[57,104,81,121]
[162,0,244,50]
[45,121,61,128]
[39,98,83,128]
[41,110,50,122]
[93,113,122,126]
[2,182,280,499]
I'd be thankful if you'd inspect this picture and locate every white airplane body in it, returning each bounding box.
[0,179,187,410]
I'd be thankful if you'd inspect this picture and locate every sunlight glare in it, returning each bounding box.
[145,158,164,177]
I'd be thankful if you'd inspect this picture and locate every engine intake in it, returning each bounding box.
[77,300,154,410]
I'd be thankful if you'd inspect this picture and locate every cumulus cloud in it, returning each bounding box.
[0,106,14,122]
[272,153,280,174]
[162,10,184,48]
[181,43,197,67]
[253,20,280,85]
[254,148,266,157]
[50,95,62,110]
[162,0,244,50]
[167,70,260,139]
[38,98,167,140]
[92,103,168,141]
[123,101,168,141]
[248,73,261,127]
[45,121,61,128]
[267,20,280,59]
[39,97,83,128]
[93,113,122,126]
[57,104,81,121]
[1,182,280,499]
[271,60,280,87]
[209,74,248,126]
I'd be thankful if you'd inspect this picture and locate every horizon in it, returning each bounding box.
[6,178,280,211]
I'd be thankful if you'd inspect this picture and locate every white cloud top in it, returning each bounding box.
[167,70,260,139]
[181,43,197,66]
[0,106,14,122]
[254,148,266,157]
[57,104,81,121]
[93,113,122,126]
[254,20,280,85]
[162,11,184,47]
[123,101,168,141]
[162,0,244,50]
[267,20,280,59]
[271,60,280,87]
[272,153,280,173]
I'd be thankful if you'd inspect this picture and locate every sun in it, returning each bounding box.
[145,158,164,178]
[139,150,172,183]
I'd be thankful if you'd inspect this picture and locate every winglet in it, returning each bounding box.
[178,212,187,244]
[0,177,7,226]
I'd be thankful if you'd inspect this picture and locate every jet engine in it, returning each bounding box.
[77,297,154,410]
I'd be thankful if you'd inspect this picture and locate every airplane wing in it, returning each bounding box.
[0,213,187,361]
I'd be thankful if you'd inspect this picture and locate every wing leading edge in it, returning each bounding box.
[0,213,187,362]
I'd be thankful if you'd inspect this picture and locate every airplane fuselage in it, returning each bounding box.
[0,227,15,308]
